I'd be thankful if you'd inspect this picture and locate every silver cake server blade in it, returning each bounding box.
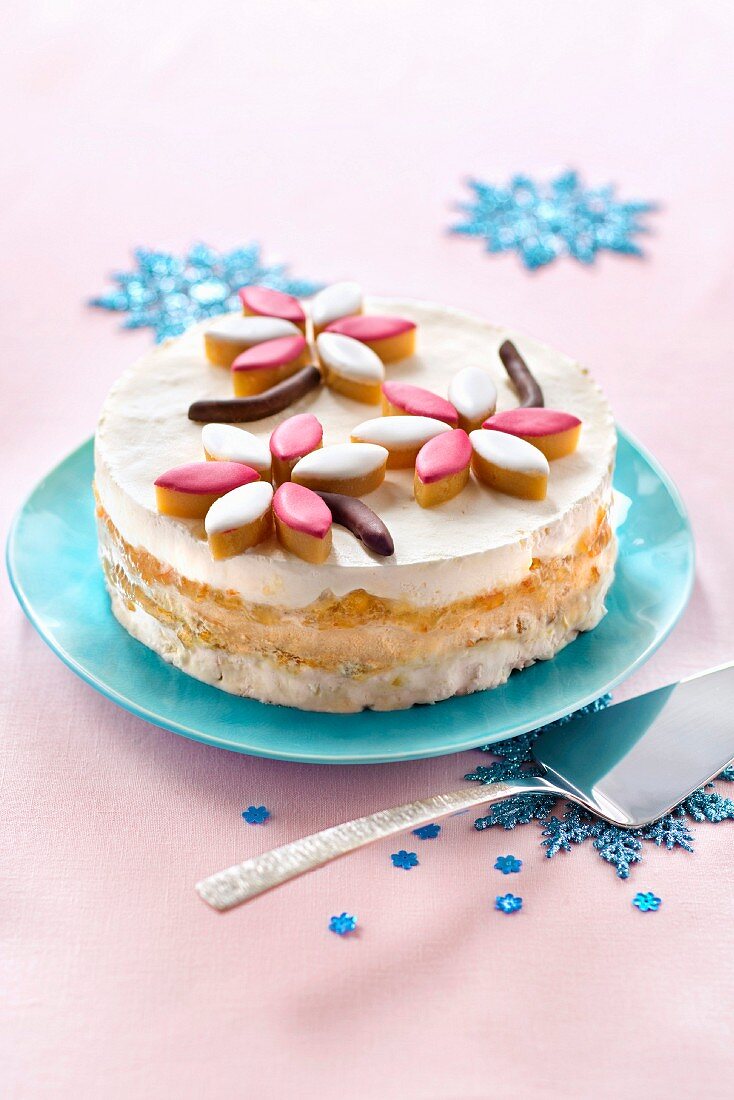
[196,662,734,911]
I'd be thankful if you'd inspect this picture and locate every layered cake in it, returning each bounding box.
[94,288,616,712]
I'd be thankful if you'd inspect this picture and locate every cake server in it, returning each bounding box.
[196,662,734,911]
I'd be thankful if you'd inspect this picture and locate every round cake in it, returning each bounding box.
[94,293,617,712]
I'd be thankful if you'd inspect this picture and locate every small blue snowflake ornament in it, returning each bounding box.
[242,805,270,825]
[329,912,357,936]
[494,855,522,875]
[90,243,322,342]
[633,892,662,913]
[413,824,441,839]
[391,850,419,870]
[495,893,523,914]
[451,170,657,270]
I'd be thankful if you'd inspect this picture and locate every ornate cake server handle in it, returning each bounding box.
[196,776,558,911]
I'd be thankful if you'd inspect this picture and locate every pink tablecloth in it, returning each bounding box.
[3,3,733,1096]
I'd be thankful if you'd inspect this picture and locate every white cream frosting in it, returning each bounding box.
[449,366,498,422]
[470,428,550,476]
[205,481,274,536]
[95,297,616,609]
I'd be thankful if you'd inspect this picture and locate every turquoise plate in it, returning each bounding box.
[7,431,694,764]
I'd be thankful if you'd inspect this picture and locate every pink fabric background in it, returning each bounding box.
[3,3,733,1096]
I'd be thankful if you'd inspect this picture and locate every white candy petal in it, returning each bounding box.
[205,481,274,536]
[204,315,299,345]
[202,424,272,471]
[469,429,549,476]
[316,332,384,383]
[292,443,388,481]
[448,367,498,422]
[310,281,363,330]
[351,415,452,449]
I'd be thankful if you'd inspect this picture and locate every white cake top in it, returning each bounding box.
[95,297,616,608]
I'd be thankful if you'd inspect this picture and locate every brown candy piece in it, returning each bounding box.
[498,340,544,408]
[314,491,394,557]
[188,365,321,423]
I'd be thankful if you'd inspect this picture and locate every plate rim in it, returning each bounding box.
[6,428,695,764]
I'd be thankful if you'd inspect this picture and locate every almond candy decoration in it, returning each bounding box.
[269,413,323,486]
[273,482,332,564]
[239,286,306,332]
[469,430,549,501]
[154,461,259,519]
[483,408,581,460]
[205,481,274,560]
[231,335,310,397]
[292,443,388,497]
[316,332,384,404]
[414,429,471,508]
[350,415,452,469]
[204,315,300,368]
[201,423,272,478]
[381,381,458,426]
[448,367,498,433]
[324,315,416,363]
[310,281,363,338]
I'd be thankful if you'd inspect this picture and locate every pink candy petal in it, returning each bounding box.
[383,381,458,426]
[154,462,259,494]
[232,334,307,372]
[238,286,305,325]
[270,413,323,461]
[415,429,472,484]
[273,482,332,539]
[483,408,581,436]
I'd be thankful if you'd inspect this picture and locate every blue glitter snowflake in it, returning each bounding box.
[451,170,657,270]
[466,695,734,879]
[90,243,322,342]
[494,855,522,875]
[329,912,358,936]
[391,850,419,870]
[633,892,662,913]
[242,805,270,825]
[495,893,523,914]
[413,824,441,840]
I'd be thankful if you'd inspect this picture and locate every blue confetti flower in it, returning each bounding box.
[495,893,523,914]
[329,912,357,936]
[494,855,522,875]
[242,805,270,825]
[451,170,657,270]
[391,850,419,870]
[633,891,662,913]
[90,243,322,342]
[412,824,441,840]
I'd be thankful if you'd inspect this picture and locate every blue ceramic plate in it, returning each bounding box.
[7,431,693,764]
